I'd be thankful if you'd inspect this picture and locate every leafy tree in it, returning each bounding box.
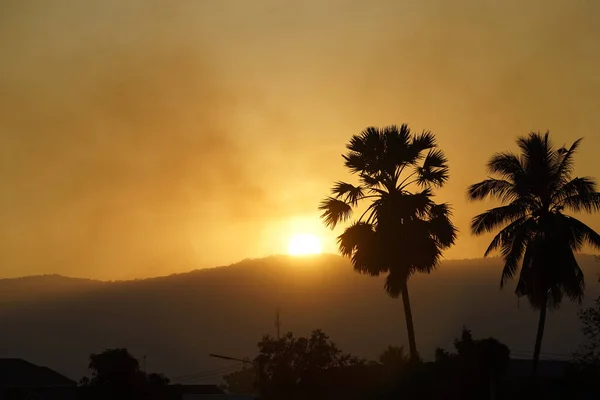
[254,329,362,398]
[319,124,457,359]
[81,348,169,400]
[467,132,600,378]
[435,328,510,400]
[222,366,256,396]
[146,372,170,386]
[88,348,142,387]
[378,345,408,369]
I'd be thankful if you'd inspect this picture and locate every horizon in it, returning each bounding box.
[2,252,598,282]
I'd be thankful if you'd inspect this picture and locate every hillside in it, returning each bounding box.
[0,254,598,383]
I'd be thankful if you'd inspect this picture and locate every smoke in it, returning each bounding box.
[0,1,292,278]
[1,0,599,278]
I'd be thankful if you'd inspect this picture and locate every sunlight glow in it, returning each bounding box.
[288,234,323,256]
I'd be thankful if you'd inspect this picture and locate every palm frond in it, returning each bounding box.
[337,222,386,277]
[383,125,412,167]
[359,173,383,188]
[483,216,529,257]
[417,167,449,188]
[560,192,600,214]
[466,179,518,203]
[344,127,384,175]
[499,219,537,287]
[552,176,596,205]
[342,153,367,175]
[515,238,538,299]
[411,130,437,154]
[561,215,600,250]
[331,181,365,206]
[517,131,553,166]
[554,138,582,184]
[470,200,529,236]
[422,149,448,169]
[416,149,449,188]
[410,237,443,274]
[428,203,458,248]
[375,189,433,220]
[487,152,524,179]
[556,247,584,304]
[337,221,374,257]
[384,271,410,299]
[319,197,353,229]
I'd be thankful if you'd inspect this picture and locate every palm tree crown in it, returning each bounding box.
[319,124,457,297]
[467,132,600,308]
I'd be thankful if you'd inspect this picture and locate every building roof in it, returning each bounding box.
[0,358,76,387]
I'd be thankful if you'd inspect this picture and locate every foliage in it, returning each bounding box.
[378,345,409,370]
[253,329,363,398]
[433,328,510,400]
[222,366,256,396]
[80,348,169,400]
[435,328,510,376]
[467,132,600,308]
[320,124,457,358]
[87,348,143,386]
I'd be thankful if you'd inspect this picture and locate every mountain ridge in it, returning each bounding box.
[0,254,597,383]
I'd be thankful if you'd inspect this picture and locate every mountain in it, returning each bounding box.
[0,254,598,383]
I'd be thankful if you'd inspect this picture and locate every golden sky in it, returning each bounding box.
[1,0,599,279]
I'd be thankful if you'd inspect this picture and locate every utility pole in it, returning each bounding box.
[275,308,281,339]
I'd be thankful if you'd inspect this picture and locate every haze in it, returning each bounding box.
[1,0,599,279]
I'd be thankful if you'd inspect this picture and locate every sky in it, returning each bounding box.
[1,0,600,279]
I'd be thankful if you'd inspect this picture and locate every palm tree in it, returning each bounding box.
[467,132,600,377]
[319,124,457,359]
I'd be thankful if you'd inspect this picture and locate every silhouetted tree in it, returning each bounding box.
[378,345,408,370]
[222,366,256,396]
[254,329,363,398]
[81,348,169,400]
[435,328,510,399]
[467,132,600,378]
[319,124,457,359]
[146,372,170,386]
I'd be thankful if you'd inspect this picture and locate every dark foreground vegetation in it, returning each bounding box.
[76,307,600,400]
[218,324,600,400]
[69,283,600,399]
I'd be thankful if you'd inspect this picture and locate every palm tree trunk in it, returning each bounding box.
[401,283,418,359]
[531,294,548,379]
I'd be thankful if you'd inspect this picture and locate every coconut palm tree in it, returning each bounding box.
[467,132,600,377]
[319,124,457,359]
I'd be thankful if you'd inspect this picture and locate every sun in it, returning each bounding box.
[288,234,323,256]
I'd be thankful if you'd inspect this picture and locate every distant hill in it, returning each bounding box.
[0,254,598,383]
